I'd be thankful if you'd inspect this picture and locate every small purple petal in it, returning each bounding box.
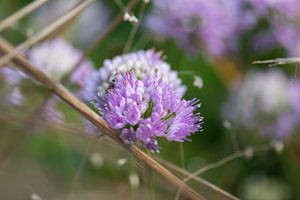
[120,128,137,144]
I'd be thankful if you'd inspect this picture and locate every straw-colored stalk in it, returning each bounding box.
[0,0,49,32]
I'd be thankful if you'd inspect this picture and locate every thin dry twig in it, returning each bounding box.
[252,57,300,66]
[0,0,95,67]
[156,158,239,200]
[174,145,272,200]
[0,36,204,200]
[67,142,93,200]
[123,0,146,53]
[0,0,48,32]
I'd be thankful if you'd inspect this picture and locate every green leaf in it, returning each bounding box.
[143,100,153,118]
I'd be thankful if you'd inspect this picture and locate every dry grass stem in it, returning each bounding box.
[175,145,271,200]
[252,57,300,66]
[157,158,239,200]
[123,0,146,53]
[0,0,48,32]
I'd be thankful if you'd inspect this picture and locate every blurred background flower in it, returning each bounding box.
[146,0,240,57]
[243,0,300,56]
[223,69,300,140]
[0,67,24,106]
[239,174,291,200]
[27,38,95,83]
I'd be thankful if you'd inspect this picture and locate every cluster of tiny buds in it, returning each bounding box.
[123,11,138,24]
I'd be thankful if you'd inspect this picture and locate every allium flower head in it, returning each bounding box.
[93,70,202,153]
[27,38,94,82]
[223,70,300,140]
[84,50,186,103]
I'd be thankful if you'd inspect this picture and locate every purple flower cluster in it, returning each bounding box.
[223,70,300,140]
[93,71,202,152]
